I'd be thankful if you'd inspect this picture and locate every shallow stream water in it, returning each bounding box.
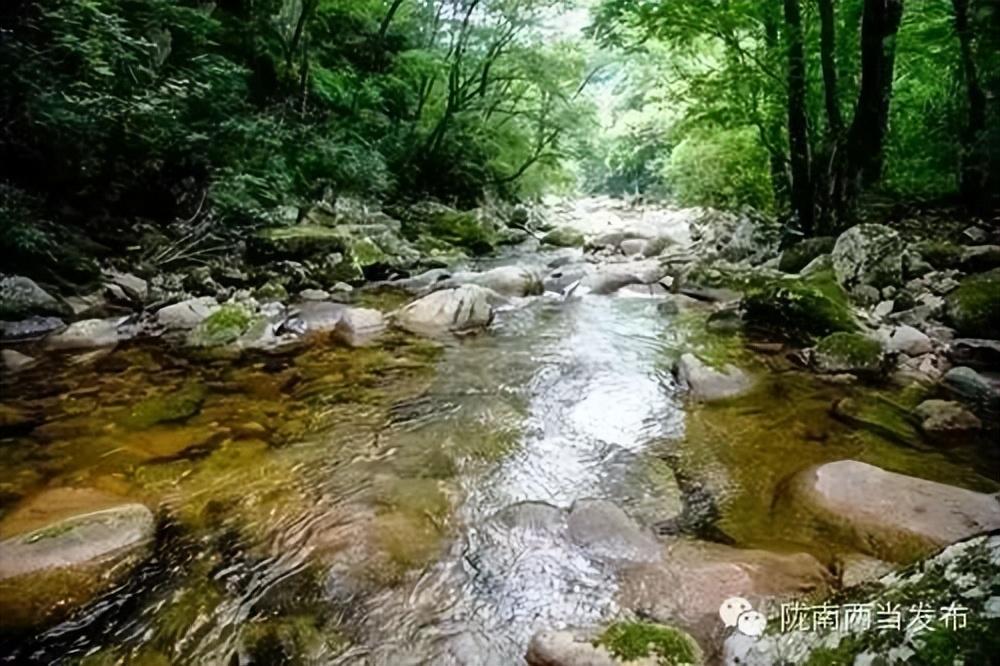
[2,219,997,665]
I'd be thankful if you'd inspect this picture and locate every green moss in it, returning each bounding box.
[250,225,347,260]
[778,236,836,273]
[914,240,963,270]
[542,227,585,248]
[123,382,206,429]
[187,304,255,347]
[946,268,1000,336]
[742,272,857,342]
[596,621,702,665]
[814,332,884,371]
[424,210,497,255]
[241,614,346,665]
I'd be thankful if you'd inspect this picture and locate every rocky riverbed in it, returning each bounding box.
[1,197,999,665]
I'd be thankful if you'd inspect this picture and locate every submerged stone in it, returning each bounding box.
[675,353,753,402]
[0,488,155,630]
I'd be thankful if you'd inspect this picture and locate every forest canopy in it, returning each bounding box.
[0,0,997,276]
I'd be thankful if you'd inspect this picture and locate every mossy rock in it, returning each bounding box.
[742,270,857,342]
[913,239,964,270]
[542,227,586,248]
[424,209,497,255]
[249,225,349,261]
[187,303,256,347]
[778,236,836,273]
[946,268,1000,337]
[812,332,886,377]
[596,621,702,665]
[123,382,207,429]
[240,614,346,665]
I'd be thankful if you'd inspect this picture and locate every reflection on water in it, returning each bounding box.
[1,277,997,665]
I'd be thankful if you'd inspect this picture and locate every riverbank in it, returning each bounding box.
[1,197,999,665]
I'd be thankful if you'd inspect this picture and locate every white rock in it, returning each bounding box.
[676,353,753,401]
[335,307,386,347]
[156,297,220,330]
[880,324,933,356]
[396,285,496,335]
[1,349,36,372]
[45,318,121,350]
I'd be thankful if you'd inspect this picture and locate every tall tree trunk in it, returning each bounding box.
[818,0,843,135]
[815,0,843,233]
[952,0,988,212]
[843,0,904,196]
[784,0,815,235]
[762,5,790,204]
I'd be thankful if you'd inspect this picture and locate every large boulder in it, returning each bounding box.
[400,203,499,256]
[0,488,155,630]
[566,499,662,564]
[0,275,65,319]
[0,315,65,341]
[675,354,754,402]
[617,540,831,645]
[776,460,1000,562]
[948,338,1000,369]
[44,317,122,350]
[395,285,497,335]
[877,324,933,356]
[741,272,856,341]
[946,268,1000,337]
[831,224,905,291]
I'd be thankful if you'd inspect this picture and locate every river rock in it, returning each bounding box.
[334,307,386,346]
[102,270,148,304]
[948,338,1000,369]
[878,324,932,356]
[1,348,36,373]
[45,317,122,350]
[0,275,65,319]
[675,354,753,402]
[959,244,1000,272]
[396,285,496,335]
[941,366,1000,419]
[831,224,904,290]
[0,488,155,630]
[542,227,586,248]
[526,625,701,666]
[156,296,220,330]
[776,460,1000,562]
[294,301,348,332]
[567,499,661,564]
[526,629,657,666]
[913,399,982,442]
[619,238,648,256]
[617,540,831,645]
[0,315,66,341]
[440,265,543,298]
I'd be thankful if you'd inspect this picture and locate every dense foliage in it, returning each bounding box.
[587,0,999,228]
[0,0,592,239]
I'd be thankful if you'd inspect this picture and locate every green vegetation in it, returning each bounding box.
[596,621,702,665]
[946,268,1000,336]
[814,332,885,374]
[187,304,256,347]
[124,382,207,429]
[743,272,856,342]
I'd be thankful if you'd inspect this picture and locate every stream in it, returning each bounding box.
[2,202,997,665]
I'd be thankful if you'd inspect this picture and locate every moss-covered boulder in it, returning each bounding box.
[741,270,857,342]
[542,227,586,248]
[777,237,836,274]
[912,239,965,270]
[811,332,887,377]
[186,303,257,347]
[946,268,1000,337]
[250,225,348,261]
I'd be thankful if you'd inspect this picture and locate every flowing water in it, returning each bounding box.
[2,207,997,665]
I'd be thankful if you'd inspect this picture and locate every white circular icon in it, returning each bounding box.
[736,609,768,637]
[719,597,752,628]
